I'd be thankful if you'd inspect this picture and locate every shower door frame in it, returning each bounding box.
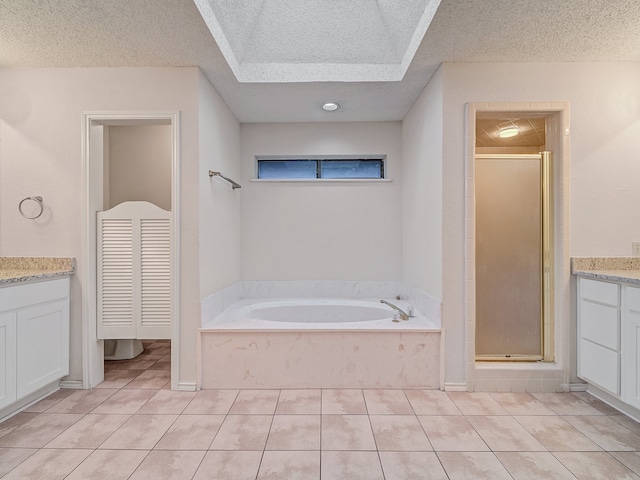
[474,152,554,362]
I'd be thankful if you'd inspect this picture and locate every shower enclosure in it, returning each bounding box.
[475,152,553,361]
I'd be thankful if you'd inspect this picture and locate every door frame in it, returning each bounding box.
[464,102,571,391]
[81,111,181,390]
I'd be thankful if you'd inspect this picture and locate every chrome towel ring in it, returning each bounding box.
[19,196,44,219]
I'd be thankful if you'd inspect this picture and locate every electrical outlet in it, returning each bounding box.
[633,242,640,257]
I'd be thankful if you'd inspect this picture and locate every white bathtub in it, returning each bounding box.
[202,298,440,331]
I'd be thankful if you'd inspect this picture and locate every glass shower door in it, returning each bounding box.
[475,153,553,361]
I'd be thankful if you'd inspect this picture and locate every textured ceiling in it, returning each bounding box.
[193,0,440,82]
[476,117,546,148]
[1,0,640,122]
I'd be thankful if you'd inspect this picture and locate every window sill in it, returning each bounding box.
[250,178,392,184]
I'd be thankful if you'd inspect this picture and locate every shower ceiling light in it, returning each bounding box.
[499,126,519,138]
[322,102,340,111]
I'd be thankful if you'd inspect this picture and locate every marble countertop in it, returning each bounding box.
[0,257,75,286]
[571,257,640,285]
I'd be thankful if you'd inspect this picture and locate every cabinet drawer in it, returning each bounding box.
[627,286,640,313]
[579,299,619,350]
[580,278,619,306]
[0,278,69,312]
[579,339,620,395]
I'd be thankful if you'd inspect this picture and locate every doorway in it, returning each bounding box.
[475,152,553,361]
[82,111,180,390]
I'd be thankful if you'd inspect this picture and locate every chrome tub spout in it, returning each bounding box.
[380,299,411,321]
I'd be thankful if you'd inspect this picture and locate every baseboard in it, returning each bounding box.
[444,383,468,392]
[60,380,84,390]
[177,382,197,392]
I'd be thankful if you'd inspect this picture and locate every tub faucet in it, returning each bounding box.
[380,300,411,321]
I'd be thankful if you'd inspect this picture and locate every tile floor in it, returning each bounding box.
[2,343,640,479]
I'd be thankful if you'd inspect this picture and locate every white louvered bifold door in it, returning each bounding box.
[97,201,172,340]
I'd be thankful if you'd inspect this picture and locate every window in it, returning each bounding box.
[257,157,385,180]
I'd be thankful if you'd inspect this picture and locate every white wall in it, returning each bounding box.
[107,125,172,210]
[0,67,201,386]
[402,66,443,299]
[240,122,403,281]
[198,70,241,299]
[439,62,640,385]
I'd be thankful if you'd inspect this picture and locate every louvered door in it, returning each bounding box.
[97,201,171,340]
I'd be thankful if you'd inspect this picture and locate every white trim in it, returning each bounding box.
[177,382,197,392]
[444,383,468,392]
[464,102,571,391]
[82,111,181,390]
[59,380,84,390]
[570,383,588,392]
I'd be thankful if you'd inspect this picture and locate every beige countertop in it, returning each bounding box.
[571,257,640,285]
[0,257,75,286]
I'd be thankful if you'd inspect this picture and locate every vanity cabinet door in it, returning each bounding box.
[577,278,621,395]
[623,286,640,409]
[16,299,70,398]
[0,313,17,410]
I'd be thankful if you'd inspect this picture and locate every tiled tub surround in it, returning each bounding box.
[0,257,75,285]
[200,281,442,389]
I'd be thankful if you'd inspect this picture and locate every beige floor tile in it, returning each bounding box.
[266,414,320,450]
[45,413,130,449]
[193,451,263,480]
[321,451,384,480]
[418,415,489,452]
[1,448,91,480]
[554,451,640,480]
[363,389,413,414]
[183,390,238,414]
[96,369,145,389]
[136,390,196,414]
[22,389,74,413]
[437,452,513,480]
[379,451,448,480]
[533,393,604,415]
[515,415,601,451]
[65,449,148,480]
[129,450,205,480]
[210,414,273,450]
[612,452,640,476]
[257,450,320,480]
[496,452,576,479]
[321,415,376,450]
[612,414,640,436]
[229,390,280,414]
[124,370,171,389]
[321,389,367,414]
[447,392,509,415]
[99,414,177,450]
[276,389,321,414]
[0,448,36,477]
[404,389,462,415]
[0,412,39,439]
[154,414,225,450]
[91,388,156,414]
[0,413,83,448]
[564,415,640,451]
[466,416,546,451]
[572,392,621,415]
[44,388,117,414]
[490,392,556,415]
[369,415,432,451]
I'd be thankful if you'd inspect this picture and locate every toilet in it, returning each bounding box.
[104,339,144,360]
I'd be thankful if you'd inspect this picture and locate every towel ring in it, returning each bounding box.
[18,196,44,219]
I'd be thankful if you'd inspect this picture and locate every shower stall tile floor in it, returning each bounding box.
[1,348,640,479]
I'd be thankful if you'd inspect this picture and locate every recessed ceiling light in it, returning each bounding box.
[499,126,519,138]
[322,102,340,112]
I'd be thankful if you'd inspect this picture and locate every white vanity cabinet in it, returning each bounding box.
[623,285,640,409]
[577,277,621,395]
[0,278,70,412]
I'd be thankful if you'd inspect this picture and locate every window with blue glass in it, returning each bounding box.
[257,158,385,179]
